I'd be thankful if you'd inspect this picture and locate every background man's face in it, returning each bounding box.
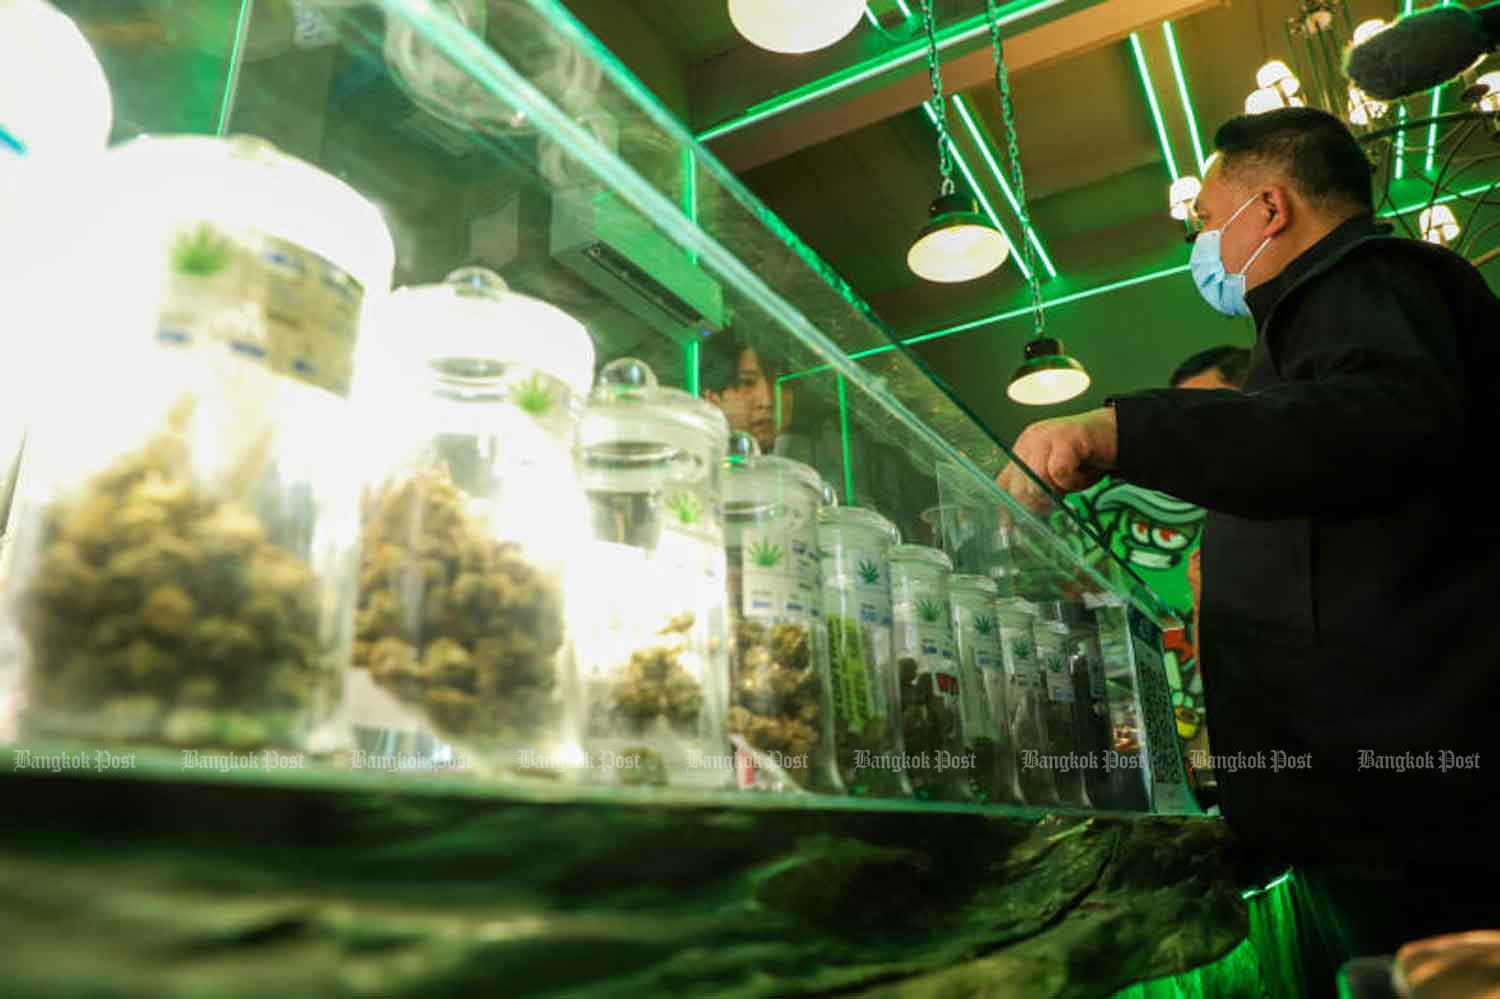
[706,347,776,451]
[1176,367,1240,391]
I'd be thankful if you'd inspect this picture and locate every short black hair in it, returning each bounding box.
[1214,107,1373,213]
[1171,346,1251,388]
[700,332,779,395]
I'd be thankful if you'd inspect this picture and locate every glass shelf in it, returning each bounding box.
[23,0,1195,814]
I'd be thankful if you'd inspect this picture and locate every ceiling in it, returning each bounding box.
[559,0,1495,446]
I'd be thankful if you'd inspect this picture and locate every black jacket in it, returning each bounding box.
[1113,216,1500,869]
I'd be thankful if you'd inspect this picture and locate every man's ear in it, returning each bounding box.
[1261,185,1293,238]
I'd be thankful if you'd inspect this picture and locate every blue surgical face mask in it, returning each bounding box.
[1190,193,1273,318]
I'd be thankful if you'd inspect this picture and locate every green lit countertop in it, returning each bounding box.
[0,742,1256,998]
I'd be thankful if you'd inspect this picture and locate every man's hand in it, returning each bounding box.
[995,408,1119,512]
[1397,931,1500,999]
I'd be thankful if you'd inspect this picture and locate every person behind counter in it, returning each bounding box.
[700,332,793,454]
[995,107,1500,985]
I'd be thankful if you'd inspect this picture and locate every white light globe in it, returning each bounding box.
[1169,175,1202,220]
[908,221,1009,283]
[728,0,867,54]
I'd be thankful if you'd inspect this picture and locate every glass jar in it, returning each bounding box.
[888,544,971,801]
[1092,598,1151,811]
[949,574,1024,805]
[995,598,1058,805]
[817,506,910,798]
[1034,601,1090,807]
[348,268,592,774]
[2,135,393,754]
[724,435,838,794]
[1063,603,1121,808]
[373,267,596,449]
[575,359,732,788]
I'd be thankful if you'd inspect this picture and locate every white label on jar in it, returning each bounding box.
[999,626,1039,689]
[1036,633,1074,704]
[156,222,364,397]
[740,527,820,625]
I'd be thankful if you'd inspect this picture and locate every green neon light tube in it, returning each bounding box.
[1160,22,1206,173]
[1379,179,1499,218]
[951,94,1059,278]
[1425,0,1452,176]
[923,102,1031,280]
[779,261,1192,382]
[1395,0,1415,179]
[1129,33,1180,181]
[697,0,1067,142]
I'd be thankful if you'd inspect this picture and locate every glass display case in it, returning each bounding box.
[0,0,1195,814]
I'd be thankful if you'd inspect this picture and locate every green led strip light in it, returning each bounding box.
[1380,179,1500,218]
[923,102,1031,280]
[698,0,1067,142]
[1425,0,1452,176]
[780,262,1191,381]
[1160,22,1207,173]
[1395,0,1415,180]
[1130,33,1180,181]
[951,94,1059,278]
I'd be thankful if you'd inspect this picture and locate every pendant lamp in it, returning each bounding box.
[727,0,866,55]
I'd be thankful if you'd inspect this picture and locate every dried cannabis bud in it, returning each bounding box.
[727,616,824,786]
[355,464,567,746]
[20,399,326,749]
[588,611,705,740]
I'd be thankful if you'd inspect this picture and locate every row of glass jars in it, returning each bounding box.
[0,134,1148,810]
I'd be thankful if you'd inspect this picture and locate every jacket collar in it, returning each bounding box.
[1246,214,1391,331]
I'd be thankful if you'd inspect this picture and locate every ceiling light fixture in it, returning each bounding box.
[908,0,1007,283]
[1006,336,1091,405]
[982,0,1087,405]
[1168,175,1201,222]
[728,0,866,54]
[1420,205,1460,245]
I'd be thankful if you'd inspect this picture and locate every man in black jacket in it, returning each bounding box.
[999,107,1500,964]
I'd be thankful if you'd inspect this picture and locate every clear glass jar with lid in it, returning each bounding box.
[349,268,591,773]
[575,358,732,788]
[949,574,1024,805]
[888,544,972,801]
[1,134,393,754]
[1034,601,1090,807]
[817,505,910,798]
[1062,602,1120,808]
[370,267,596,449]
[723,434,839,794]
[995,598,1058,805]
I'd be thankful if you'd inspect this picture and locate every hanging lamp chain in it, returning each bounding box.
[987,0,1045,336]
[919,0,955,196]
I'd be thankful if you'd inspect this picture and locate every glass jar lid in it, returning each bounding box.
[817,505,899,544]
[384,267,595,400]
[579,358,729,462]
[101,134,394,294]
[949,573,998,597]
[888,543,953,573]
[724,432,825,500]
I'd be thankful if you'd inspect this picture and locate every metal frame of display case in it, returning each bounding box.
[14,0,1196,815]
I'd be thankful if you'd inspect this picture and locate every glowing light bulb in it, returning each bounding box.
[727,0,866,54]
[1168,176,1201,221]
[1420,205,1460,246]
